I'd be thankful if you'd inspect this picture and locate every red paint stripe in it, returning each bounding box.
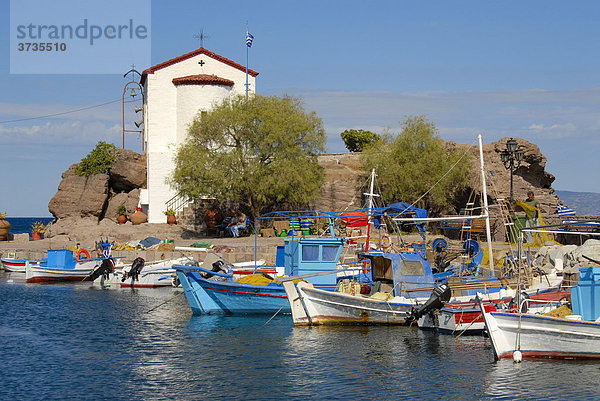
[204,287,287,298]
[499,351,600,360]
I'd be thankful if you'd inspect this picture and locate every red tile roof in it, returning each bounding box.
[141,47,258,85]
[172,74,234,87]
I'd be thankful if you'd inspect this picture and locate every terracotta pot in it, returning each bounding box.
[0,218,10,241]
[31,232,42,241]
[130,210,148,225]
[117,214,127,224]
[167,214,176,226]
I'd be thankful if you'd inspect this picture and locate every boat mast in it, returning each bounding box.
[363,168,379,253]
[478,134,494,272]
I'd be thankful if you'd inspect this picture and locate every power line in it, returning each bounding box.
[0,98,139,124]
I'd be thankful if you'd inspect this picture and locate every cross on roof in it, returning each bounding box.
[193,30,210,47]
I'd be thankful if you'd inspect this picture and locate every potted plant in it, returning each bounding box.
[31,221,46,241]
[117,205,127,224]
[164,208,176,225]
[0,211,10,241]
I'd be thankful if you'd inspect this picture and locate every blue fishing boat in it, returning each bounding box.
[174,235,350,315]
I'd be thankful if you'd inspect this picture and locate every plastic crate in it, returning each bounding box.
[571,266,600,321]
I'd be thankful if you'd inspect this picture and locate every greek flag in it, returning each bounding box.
[557,203,576,218]
[246,32,254,47]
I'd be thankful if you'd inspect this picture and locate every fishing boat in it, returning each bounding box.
[174,234,352,315]
[282,249,441,325]
[480,306,600,360]
[481,263,600,360]
[1,258,40,272]
[25,249,105,283]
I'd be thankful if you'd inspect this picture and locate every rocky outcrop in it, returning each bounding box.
[48,150,146,222]
[110,149,146,192]
[463,137,559,224]
[48,165,109,219]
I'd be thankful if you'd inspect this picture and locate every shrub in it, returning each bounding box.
[75,141,117,176]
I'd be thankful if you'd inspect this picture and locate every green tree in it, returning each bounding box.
[171,95,326,219]
[340,129,380,152]
[75,141,117,176]
[361,116,470,214]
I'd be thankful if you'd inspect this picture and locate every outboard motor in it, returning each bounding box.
[122,257,145,283]
[89,258,115,282]
[406,284,452,323]
[200,260,229,279]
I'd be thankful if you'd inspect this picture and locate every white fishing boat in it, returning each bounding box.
[1,258,40,272]
[25,249,103,283]
[480,302,600,360]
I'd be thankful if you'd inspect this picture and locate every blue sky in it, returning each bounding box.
[1,0,599,216]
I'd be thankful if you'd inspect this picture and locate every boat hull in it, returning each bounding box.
[176,270,289,315]
[482,309,600,360]
[25,261,99,283]
[1,258,39,272]
[284,281,412,326]
[418,291,567,334]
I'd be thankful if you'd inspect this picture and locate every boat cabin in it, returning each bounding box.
[281,237,345,291]
[366,249,435,298]
[40,249,77,269]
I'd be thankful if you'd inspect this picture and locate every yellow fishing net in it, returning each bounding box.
[514,201,560,247]
[235,273,275,286]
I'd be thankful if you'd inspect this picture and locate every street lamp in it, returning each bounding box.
[122,67,145,152]
[500,138,524,202]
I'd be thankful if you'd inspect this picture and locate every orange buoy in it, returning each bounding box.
[76,248,90,262]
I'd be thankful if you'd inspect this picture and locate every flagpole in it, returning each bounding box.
[245,23,249,101]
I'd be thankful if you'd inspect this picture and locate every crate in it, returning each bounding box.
[571,266,600,321]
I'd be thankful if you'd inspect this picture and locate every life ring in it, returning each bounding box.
[76,248,90,262]
[381,234,392,249]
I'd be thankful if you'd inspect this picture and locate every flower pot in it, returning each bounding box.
[0,218,11,241]
[31,232,42,241]
[167,214,176,226]
[117,214,127,224]
[130,209,148,225]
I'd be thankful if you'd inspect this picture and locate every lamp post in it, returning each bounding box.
[500,138,524,203]
[122,68,144,152]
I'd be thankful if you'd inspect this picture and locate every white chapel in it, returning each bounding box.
[139,47,258,223]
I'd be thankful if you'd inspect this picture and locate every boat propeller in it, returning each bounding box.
[406,283,452,323]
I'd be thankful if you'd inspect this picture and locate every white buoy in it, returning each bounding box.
[513,350,523,363]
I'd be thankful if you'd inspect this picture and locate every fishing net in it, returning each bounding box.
[514,201,560,247]
[235,273,274,286]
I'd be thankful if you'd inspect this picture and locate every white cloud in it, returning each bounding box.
[290,87,600,152]
[0,120,122,145]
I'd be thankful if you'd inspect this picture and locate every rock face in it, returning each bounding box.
[48,165,109,219]
[110,149,147,192]
[48,150,146,222]
[464,137,559,224]
[313,153,364,211]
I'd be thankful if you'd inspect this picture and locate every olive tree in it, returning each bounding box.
[340,129,380,152]
[361,116,470,214]
[171,95,326,219]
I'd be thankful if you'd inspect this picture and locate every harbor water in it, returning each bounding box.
[0,272,597,400]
